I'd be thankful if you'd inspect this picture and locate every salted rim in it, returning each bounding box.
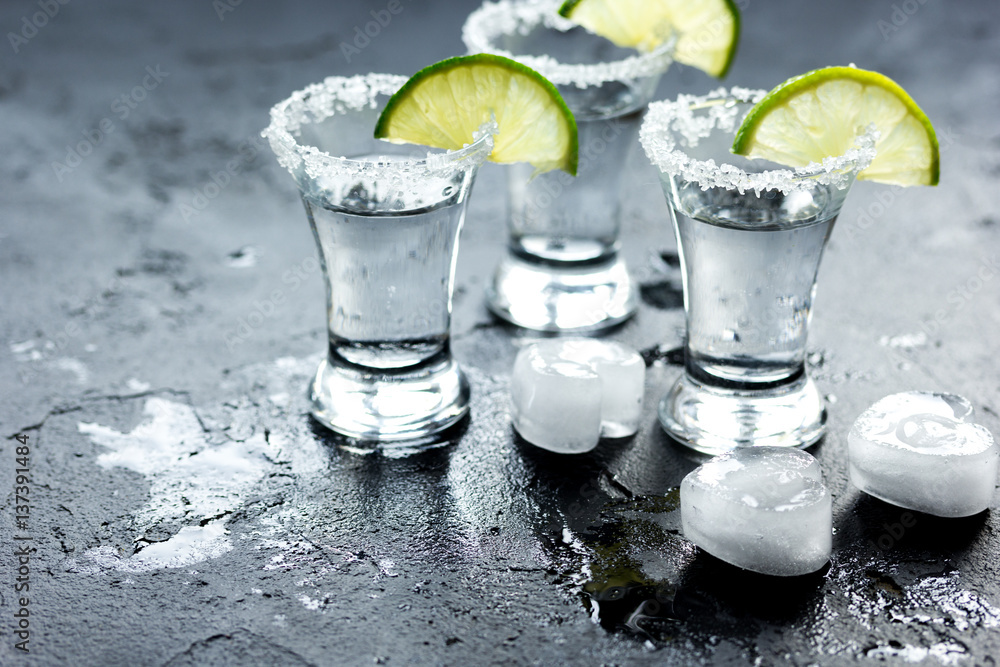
[462,0,674,88]
[261,73,495,185]
[639,87,879,195]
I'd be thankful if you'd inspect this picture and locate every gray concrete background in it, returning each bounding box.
[1,0,999,665]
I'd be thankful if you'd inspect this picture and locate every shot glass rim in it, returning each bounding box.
[639,86,879,195]
[462,0,674,88]
[262,72,495,177]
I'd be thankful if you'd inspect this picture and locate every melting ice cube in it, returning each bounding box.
[510,339,645,454]
[681,447,832,576]
[848,392,999,517]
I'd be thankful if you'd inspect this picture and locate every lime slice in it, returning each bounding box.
[374,54,578,175]
[558,0,740,78]
[732,66,939,186]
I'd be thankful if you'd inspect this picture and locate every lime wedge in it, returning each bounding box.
[558,0,740,78]
[374,54,578,175]
[732,66,939,186]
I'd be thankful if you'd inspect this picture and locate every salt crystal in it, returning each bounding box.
[462,0,674,88]
[639,88,878,196]
[261,73,494,199]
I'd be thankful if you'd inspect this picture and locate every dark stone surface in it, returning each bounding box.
[2,0,999,665]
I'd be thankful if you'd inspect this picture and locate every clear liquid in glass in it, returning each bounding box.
[305,194,461,372]
[671,184,838,389]
[507,81,645,266]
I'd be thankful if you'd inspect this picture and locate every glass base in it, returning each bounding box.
[485,252,637,332]
[658,373,826,455]
[309,354,470,444]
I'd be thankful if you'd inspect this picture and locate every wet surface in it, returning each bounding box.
[2,0,1000,665]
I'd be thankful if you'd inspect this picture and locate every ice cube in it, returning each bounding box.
[510,346,602,454]
[560,338,646,438]
[681,447,832,576]
[510,339,645,453]
[848,392,998,517]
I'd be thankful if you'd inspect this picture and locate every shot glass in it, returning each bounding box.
[639,88,877,454]
[464,0,674,332]
[263,74,493,443]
